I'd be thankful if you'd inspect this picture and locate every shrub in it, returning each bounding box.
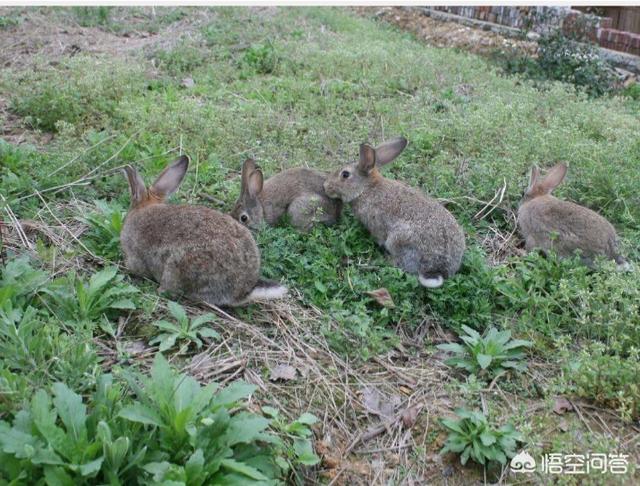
[440,409,521,466]
[536,30,616,97]
[492,24,617,97]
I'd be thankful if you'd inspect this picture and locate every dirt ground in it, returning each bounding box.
[355,7,537,57]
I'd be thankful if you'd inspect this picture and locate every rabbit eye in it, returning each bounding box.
[341,170,350,179]
[240,214,249,223]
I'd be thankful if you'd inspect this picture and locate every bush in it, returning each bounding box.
[536,30,616,97]
[492,27,616,97]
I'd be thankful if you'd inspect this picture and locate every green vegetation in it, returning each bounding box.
[568,343,640,422]
[1,6,638,483]
[81,200,126,262]
[150,301,219,352]
[0,355,318,484]
[492,14,618,97]
[440,409,521,466]
[437,326,532,379]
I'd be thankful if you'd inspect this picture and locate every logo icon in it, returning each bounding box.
[511,450,536,473]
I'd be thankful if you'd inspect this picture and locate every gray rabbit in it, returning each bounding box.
[518,162,629,269]
[324,137,465,287]
[120,155,287,306]
[231,159,341,231]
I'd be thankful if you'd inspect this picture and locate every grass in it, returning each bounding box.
[1,6,639,484]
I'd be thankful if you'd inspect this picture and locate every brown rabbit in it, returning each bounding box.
[518,162,629,268]
[231,159,342,231]
[120,155,287,306]
[323,137,465,288]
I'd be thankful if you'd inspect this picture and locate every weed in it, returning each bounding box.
[153,44,208,76]
[72,6,111,27]
[81,200,126,262]
[0,15,19,29]
[42,267,138,326]
[568,343,640,421]
[120,354,316,483]
[0,256,48,310]
[5,56,144,132]
[149,301,219,352]
[241,43,280,75]
[492,22,617,97]
[438,326,532,379]
[440,409,521,466]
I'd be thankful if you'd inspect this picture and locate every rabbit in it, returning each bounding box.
[323,137,465,288]
[231,159,342,231]
[120,155,287,306]
[518,162,629,269]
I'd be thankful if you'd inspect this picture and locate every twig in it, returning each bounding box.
[356,443,413,454]
[15,130,140,202]
[569,400,593,434]
[474,178,507,220]
[34,190,101,261]
[47,133,117,177]
[0,193,33,250]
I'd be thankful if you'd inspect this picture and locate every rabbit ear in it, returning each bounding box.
[540,163,567,194]
[527,165,540,192]
[358,143,376,174]
[241,159,257,196]
[374,137,407,166]
[247,168,263,198]
[123,165,147,206]
[151,155,189,199]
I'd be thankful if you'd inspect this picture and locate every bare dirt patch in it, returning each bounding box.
[355,7,537,57]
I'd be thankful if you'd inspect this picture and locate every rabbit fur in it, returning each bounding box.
[231,159,342,231]
[518,162,628,269]
[323,137,465,288]
[120,156,287,306]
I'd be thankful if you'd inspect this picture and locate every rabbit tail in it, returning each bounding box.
[246,278,288,302]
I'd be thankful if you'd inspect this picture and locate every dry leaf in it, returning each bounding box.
[365,288,395,308]
[269,364,297,381]
[181,77,195,88]
[553,397,573,415]
[361,386,401,418]
[401,404,422,429]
